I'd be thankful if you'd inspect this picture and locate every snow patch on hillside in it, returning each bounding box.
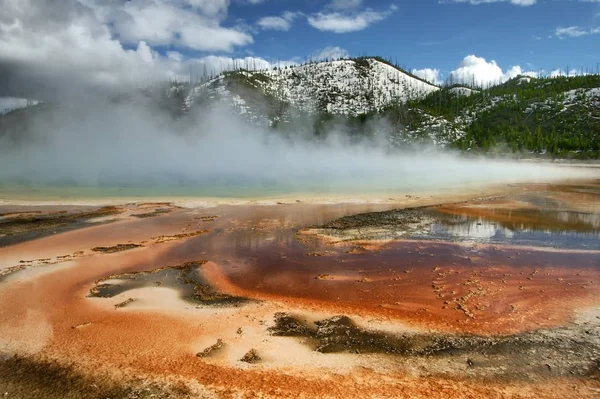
[448,87,478,97]
[403,109,466,147]
[563,88,600,106]
[184,78,275,126]
[524,87,600,114]
[517,76,533,85]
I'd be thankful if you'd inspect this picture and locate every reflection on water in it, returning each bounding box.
[427,209,600,250]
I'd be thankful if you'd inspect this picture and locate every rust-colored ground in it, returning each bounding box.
[205,241,600,335]
[1,183,600,398]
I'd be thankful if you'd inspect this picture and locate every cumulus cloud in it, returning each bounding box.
[90,0,252,52]
[310,46,349,61]
[448,56,505,86]
[0,2,157,97]
[307,3,397,33]
[448,55,537,87]
[0,0,281,99]
[411,68,441,85]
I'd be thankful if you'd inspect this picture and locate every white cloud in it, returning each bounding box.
[185,55,278,76]
[0,0,288,98]
[449,55,505,86]
[411,68,441,85]
[307,6,396,33]
[310,46,349,61]
[447,0,600,6]
[448,55,537,86]
[549,68,587,77]
[555,26,600,38]
[520,70,540,78]
[182,0,231,17]
[445,0,537,6]
[257,11,300,31]
[257,16,292,30]
[0,2,161,95]
[329,0,363,10]
[136,41,156,64]
[556,26,588,37]
[92,0,252,52]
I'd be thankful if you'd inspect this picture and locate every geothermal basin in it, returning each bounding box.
[0,178,600,398]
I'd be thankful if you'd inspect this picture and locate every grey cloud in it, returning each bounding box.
[0,0,261,99]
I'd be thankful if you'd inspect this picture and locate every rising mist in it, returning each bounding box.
[0,95,593,197]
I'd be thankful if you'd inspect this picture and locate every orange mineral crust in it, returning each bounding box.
[1,185,600,398]
[206,240,600,334]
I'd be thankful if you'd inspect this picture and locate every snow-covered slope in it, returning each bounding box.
[186,58,440,117]
[259,59,439,115]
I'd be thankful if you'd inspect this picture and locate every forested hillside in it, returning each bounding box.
[406,74,600,158]
[2,58,599,159]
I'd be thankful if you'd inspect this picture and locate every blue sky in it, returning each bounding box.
[222,0,600,80]
[1,0,599,98]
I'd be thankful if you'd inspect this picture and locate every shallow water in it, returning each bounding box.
[0,179,446,200]
[425,208,600,250]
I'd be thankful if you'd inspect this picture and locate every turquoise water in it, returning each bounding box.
[0,181,429,200]
[0,184,283,200]
[0,173,456,200]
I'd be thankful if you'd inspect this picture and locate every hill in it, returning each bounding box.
[404,74,600,157]
[184,57,439,117]
[1,57,599,159]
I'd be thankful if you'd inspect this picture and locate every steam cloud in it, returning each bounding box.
[0,96,593,198]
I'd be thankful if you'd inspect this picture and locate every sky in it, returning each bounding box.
[0,0,599,101]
